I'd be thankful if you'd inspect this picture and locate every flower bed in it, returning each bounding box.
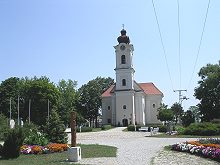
[20,143,68,154]
[171,140,220,162]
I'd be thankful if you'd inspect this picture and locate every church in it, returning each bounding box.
[101,28,163,126]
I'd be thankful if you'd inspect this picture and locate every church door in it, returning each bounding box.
[122,119,128,127]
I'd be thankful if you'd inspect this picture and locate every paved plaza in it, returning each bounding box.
[68,127,219,165]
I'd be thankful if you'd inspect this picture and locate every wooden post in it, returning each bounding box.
[70,111,76,147]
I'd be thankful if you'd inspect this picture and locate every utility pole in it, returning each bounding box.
[173,89,188,105]
[17,95,20,126]
[29,99,31,124]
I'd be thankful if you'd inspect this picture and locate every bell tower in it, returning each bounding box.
[113,28,136,126]
[114,28,135,91]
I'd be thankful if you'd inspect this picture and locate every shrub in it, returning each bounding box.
[127,125,142,131]
[0,144,2,156]
[175,126,185,135]
[24,129,49,146]
[2,128,25,159]
[158,125,167,132]
[183,122,219,136]
[77,127,92,132]
[0,114,9,141]
[101,125,112,130]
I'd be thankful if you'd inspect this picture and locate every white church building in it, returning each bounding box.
[101,29,163,126]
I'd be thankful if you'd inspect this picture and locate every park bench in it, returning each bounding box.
[139,127,148,132]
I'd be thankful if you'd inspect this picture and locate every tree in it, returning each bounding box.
[170,102,183,124]
[77,77,114,127]
[21,76,61,126]
[57,79,78,126]
[157,109,174,124]
[188,106,200,123]
[44,109,67,143]
[181,110,195,127]
[194,62,220,121]
[0,77,21,119]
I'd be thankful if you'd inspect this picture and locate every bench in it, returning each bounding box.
[139,127,148,132]
[153,127,159,134]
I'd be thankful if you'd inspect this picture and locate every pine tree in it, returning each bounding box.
[45,110,67,143]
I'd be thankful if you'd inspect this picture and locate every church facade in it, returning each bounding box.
[101,29,163,126]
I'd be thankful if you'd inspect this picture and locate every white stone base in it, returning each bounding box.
[67,146,81,162]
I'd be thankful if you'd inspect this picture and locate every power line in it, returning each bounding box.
[151,0,174,91]
[187,0,211,89]
[177,0,181,89]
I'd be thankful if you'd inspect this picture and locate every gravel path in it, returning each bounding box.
[68,127,219,165]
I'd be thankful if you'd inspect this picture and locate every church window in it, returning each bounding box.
[121,55,126,64]
[122,79,126,86]
[123,105,126,109]
[108,106,110,110]
[153,104,156,108]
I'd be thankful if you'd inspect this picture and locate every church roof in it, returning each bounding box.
[101,82,163,97]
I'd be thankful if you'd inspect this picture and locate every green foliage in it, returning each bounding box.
[175,125,185,135]
[0,77,21,119]
[181,110,195,127]
[57,79,78,126]
[2,128,25,159]
[44,110,67,143]
[0,113,9,141]
[127,125,142,131]
[158,125,167,132]
[194,62,220,121]
[101,125,112,130]
[24,129,48,146]
[199,138,220,144]
[170,102,183,123]
[0,144,3,156]
[77,77,114,127]
[183,122,219,136]
[157,109,174,123]
[76,127,92,132]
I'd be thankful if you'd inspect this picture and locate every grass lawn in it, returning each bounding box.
[0,144,117,165]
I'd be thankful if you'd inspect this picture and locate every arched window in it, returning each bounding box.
[121,55,126,64]
[153,104,156,108]
[123,105,126,109]
[122,79,126,86]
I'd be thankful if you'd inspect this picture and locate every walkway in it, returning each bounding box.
[68,127,219,165]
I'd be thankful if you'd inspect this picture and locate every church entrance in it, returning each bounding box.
[122,118,128,127]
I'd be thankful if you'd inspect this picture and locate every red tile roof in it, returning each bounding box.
[101,82,163,97]
[138,83,163,95]
[101,85,115,97]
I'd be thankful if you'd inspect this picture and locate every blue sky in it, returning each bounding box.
[0,0,219,110]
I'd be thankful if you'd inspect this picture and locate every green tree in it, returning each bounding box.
[188,106,200,123]
[194,62,220,121]
[0,77,21,119]
[157,109,174,124]
[181,110,195,127]
[44,109,67,143]
[170,102,183,124]
[0,113,9,141]
[57,79,78,126]
[21,76,61,126]
[77,77,114,127]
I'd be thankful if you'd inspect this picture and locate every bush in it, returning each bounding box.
[158,125,167,132]
[0,144,3,156]
[183,122,219,136]
[77,127,92,132]
[24,129,48,146]
[2,128,25,159]
[175,126,185,135]
[127,125,142,131]
[101,125,112,130]
[0,114,9,141]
